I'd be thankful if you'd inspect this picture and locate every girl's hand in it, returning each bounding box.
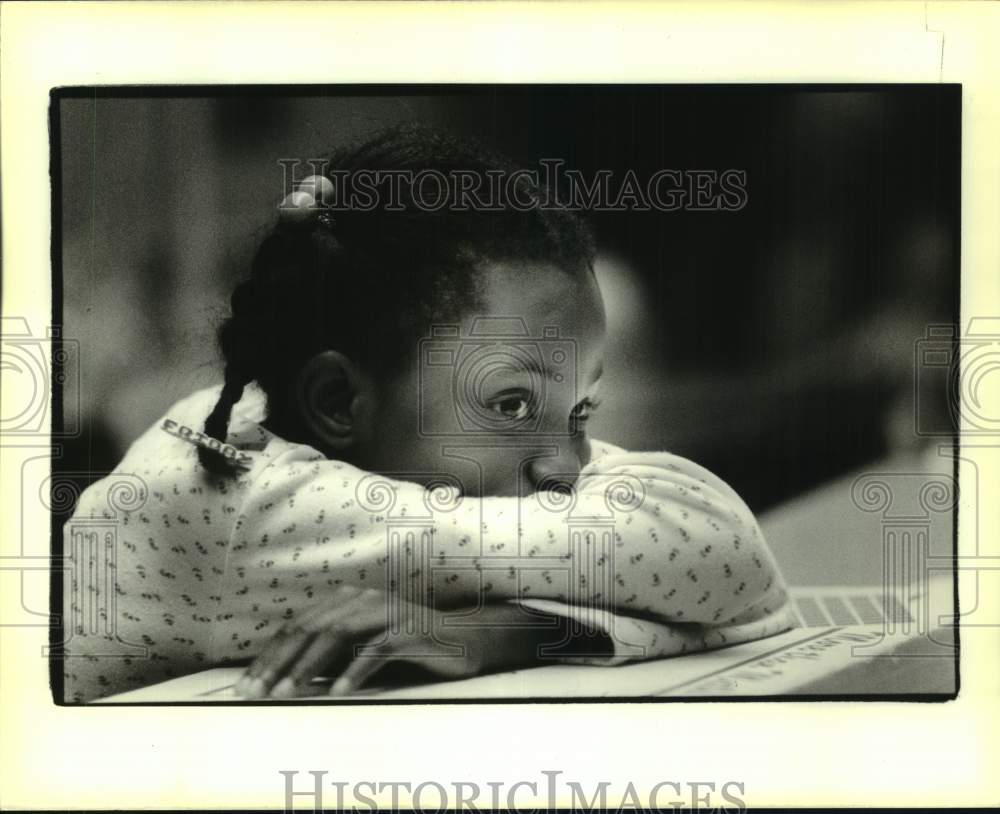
[234,586,606,698]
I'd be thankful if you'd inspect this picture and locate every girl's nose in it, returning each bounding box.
[528,450,583,494]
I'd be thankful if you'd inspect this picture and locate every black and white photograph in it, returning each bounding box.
[51,85,960,703]
[2,2,998,811]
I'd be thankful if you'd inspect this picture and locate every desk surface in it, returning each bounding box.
[757,444,955,586]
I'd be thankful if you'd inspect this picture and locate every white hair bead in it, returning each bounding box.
[278,190,316,224]
[297,174,334,203]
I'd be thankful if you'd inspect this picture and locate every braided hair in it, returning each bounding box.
[198,125,596,476]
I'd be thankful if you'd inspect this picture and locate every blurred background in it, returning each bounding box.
[56,86,959,514]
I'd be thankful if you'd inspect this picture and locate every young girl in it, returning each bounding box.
[62,126,793,702]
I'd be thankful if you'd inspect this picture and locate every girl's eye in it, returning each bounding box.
[571,397,601,429]
[572,398,598,421]
[490,396,532,420]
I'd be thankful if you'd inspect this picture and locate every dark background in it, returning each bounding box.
[54,86,959,515]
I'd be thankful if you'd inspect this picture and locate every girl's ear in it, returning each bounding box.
[294,350,374,452]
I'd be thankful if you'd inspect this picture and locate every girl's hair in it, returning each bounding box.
[198,125,596,475]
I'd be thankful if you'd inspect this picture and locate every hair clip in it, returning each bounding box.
[161,419,253,470]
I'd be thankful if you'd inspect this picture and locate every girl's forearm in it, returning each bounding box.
[444,604,614,673]
[240,447,790,643]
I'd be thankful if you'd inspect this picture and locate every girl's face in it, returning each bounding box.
[358,262,607,497]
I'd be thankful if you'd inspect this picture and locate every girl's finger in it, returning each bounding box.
[270,630,355,698]
[327,632,472,695]
[238,629,314,698]
[327,638,394,696]
[235,626,292,694]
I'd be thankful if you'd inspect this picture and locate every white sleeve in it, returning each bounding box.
[512,596,796,665]
[225,439,793,663]
[509,440,795,663]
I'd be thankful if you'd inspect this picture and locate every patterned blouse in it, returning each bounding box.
[61,385,794,702]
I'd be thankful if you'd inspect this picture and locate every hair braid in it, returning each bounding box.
[197,363,249,475]
[197,279,259,475]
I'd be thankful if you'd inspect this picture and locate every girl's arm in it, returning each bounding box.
[225,440,792,665]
